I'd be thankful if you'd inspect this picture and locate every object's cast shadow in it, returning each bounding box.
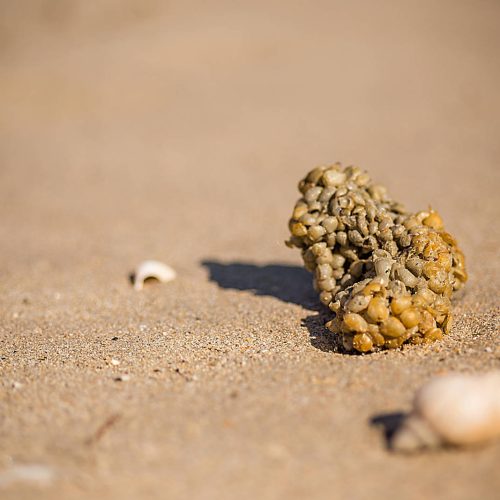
[201,260,340,352]
[370,412,406,449]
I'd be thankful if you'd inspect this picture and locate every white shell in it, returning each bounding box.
[132,260,176,290]
[393,371,500,452]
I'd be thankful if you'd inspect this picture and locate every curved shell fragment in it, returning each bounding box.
[132,260,176,290]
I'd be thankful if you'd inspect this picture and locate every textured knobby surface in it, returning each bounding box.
[1,1,499,499]
[286,164,467,352]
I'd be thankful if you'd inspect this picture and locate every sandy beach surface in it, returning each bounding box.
[1,1,499,499]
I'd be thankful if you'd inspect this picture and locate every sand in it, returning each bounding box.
[0,1,499,499]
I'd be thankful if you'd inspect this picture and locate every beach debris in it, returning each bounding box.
[114,374,130,382]
[391,371,500,452]
[0,464,54,488]
[132,260,176,290]
[85,414,121,446]
[286,163,467,352]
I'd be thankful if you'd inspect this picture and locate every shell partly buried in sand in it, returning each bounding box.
[392,372,500,452]
[132,260,176,290]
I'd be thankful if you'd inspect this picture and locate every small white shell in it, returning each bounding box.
[132,260,176,291]
[393,371,500,452]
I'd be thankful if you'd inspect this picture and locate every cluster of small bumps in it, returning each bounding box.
[286,164,467,352]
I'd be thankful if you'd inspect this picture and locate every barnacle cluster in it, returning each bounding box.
[286,164,467,353]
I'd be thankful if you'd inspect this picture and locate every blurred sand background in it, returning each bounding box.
[0,1,499,498]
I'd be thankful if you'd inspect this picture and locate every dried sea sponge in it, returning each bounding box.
[286,164,467,353]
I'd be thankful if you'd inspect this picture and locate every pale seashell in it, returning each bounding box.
[393,371,500,452]
[132,260,176,290]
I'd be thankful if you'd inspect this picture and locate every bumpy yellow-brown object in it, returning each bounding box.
[286,164,467,352]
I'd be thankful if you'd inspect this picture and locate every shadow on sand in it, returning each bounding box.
[201,260,341,352]
[201,260,317,308]
[370,412,407,449]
